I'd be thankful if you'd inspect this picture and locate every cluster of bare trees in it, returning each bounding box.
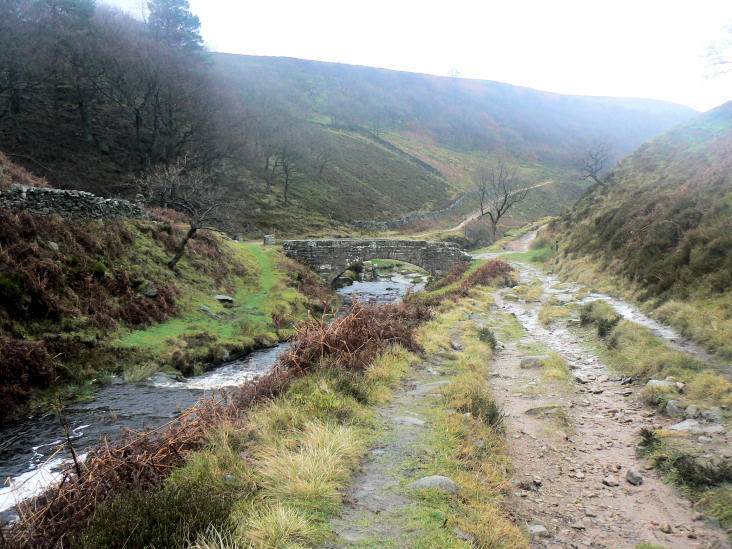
[0,0,242,172]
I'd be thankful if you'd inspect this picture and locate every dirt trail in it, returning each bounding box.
[328,358,451,547]
[327,233,729,548]
[410,180,555,238]
[485,234,729,548]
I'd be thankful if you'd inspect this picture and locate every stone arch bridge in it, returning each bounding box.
[282,239,472,285]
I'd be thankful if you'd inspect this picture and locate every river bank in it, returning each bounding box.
[0,265,425,529]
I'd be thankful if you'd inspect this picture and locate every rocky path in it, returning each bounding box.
[484,236,729,548]
[328,358,451,547]
[492,336,728,548]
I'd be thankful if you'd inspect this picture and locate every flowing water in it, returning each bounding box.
[0,271,423,519]
[474,249,729,375]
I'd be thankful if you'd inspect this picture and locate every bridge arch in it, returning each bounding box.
[282,239,471,286]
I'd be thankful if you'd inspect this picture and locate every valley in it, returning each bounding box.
[0,2,730,546]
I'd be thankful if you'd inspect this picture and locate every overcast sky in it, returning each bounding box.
[105,0,731,112]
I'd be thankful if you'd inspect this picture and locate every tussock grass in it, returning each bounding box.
[242,504,315,548]
[538,304,571,326]
[254,421,364,516]
[697,485,732,530]
[513,283,543,302]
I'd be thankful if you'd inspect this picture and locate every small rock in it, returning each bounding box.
[660,522,672,534]
[626,469,643,486]
[411,475,457,494]
[450,340,463,351]
[454,527,474,542]
[685,405,700,419]
[664,400,684,418]
[47,241,59,251]
[646,379,676,389]
[602,476,619,487]
[214,294,234,308]
[140,281,158,298]
[223,474,236,484]
[520,355,552,368]
[575,471,586,480]
[533,476,543,487]
[698,435,713,443]
[571,519,586,530]
[200,305,214,315]
[527,524,550,539]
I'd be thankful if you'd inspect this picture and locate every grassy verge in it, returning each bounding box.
[576,302,732,410]
[115,242,307,376]
[396,297,528,548]
[549,244,732,361]
[7,300,427,547]
[571,301,732,538]
[637,429,732,534]
[78,345,418,548]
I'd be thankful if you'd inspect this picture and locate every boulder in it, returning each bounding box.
[701,407,723,423]
[669,419,725,435]
[411,475,457,494]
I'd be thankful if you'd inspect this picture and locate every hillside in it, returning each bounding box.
[548,101,732,358]
[0,0,697,235]
[0,169,323,422]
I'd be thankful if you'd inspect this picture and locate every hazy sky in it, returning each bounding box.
[105,0,731,112]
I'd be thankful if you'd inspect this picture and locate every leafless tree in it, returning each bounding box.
[474,160,529,242]
[580,144,612,186]
[136,159,231,269]
[276,143,298,204]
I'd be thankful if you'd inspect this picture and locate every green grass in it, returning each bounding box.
[115,242,306,375]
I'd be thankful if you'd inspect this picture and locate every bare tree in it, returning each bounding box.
[136,159,230,269]
[276,143,297,204]
[474,160,529,242]
[579,144,612,186]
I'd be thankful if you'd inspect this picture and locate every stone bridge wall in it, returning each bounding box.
[0,184,144,220]
[282,238,471,284]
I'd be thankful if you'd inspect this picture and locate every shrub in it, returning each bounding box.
[477,326,498,350]
[0,338,55,421]
[444,374,504,430]
[79,480,234,549]
[579,301,621,337]
[0,271,28,314]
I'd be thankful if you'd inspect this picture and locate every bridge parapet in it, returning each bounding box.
[282,238,471,285]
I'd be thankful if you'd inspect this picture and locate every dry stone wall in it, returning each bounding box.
[0,184,144,220]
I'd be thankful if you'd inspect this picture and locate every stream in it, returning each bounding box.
[475,251,730,376]
[0,271,425,519]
